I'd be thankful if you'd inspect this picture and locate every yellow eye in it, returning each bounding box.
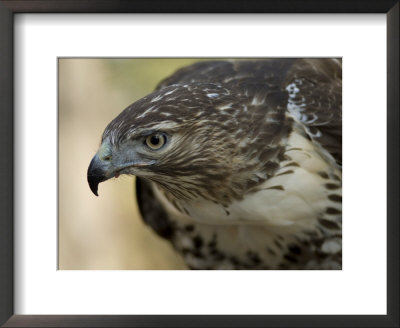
[145,133,167,150]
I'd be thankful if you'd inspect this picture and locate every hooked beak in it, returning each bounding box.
[87,153,156,196]
[87,154,110,196]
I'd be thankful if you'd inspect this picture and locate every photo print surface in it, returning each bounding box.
[59,58,342,270]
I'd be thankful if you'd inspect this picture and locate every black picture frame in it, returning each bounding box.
[0,1,398,327]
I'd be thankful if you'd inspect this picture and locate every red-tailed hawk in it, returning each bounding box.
[87,59,342,269]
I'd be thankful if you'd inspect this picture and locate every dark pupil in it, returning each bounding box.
[150,135,160,145]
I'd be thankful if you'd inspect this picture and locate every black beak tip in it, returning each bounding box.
[87,156,106,196]
[88,179,99,196]
[87,172,101,196]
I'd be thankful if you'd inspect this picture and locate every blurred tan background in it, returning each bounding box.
[58,58,213,270]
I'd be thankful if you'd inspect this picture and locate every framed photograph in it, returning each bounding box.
[0,1,398,327]
[59,57,343,272]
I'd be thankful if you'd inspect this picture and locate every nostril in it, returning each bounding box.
[102,155,112,161]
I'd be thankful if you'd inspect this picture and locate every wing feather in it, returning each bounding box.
[135,177,174,239]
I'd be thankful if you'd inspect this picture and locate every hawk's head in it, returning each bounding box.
[88,82,289,204]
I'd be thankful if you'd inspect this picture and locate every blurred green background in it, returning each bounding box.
[58,58,217,270]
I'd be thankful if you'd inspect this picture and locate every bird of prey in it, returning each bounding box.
[87,59,342,270]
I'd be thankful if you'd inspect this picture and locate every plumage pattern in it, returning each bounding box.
[88,59,342,270]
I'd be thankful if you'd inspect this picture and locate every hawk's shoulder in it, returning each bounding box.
[285,59,342,165]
